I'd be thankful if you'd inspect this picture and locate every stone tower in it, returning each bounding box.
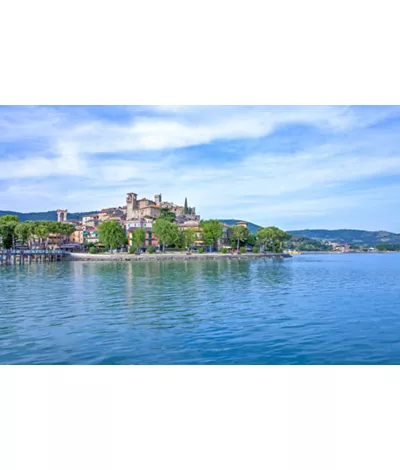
[126,192,138,220]
[154,194,162,205]
[57,209,68,223]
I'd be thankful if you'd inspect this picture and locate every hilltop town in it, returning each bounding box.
[56,192,234,251]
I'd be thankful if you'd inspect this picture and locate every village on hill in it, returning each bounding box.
[0,191,260,254]
[58,191,232,251]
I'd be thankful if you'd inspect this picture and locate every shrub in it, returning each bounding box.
[221,247,228,254]
[147,245,156,254]
[198,247,204,254]
[239,247,246,254]
[89,246,97,254]
[252,247,259,253]
[129,246,136,254]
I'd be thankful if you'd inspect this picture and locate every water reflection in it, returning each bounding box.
[2,255,400,364]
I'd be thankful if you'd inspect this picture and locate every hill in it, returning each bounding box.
[288,229,400,247]
[0,210,96,222]
[218,219,262,233]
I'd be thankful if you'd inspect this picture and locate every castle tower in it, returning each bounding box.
[57,209,68,223]
[126,192,138,220]
[154,194,162,205]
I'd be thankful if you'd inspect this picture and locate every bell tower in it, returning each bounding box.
[126,192,138,220]
[57,209,68,223]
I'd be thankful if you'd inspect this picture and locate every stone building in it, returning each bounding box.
[57,209,68,223]
[126,192,161,220]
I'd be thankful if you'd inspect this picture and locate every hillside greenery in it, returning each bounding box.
[218,219,262,233]
[285,236,333,252]
[288,229,400,247]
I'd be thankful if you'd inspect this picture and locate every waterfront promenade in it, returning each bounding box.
[68,252,291,262]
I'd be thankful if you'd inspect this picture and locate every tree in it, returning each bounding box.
[179,228,196,250]
[0,215,19,223]
[15,222,34,246]
[184,197,188,214]
[256,226,292,252]
[247,233,257,247]
[230,225,250,252]
[200,220,223,250]
[35,224,50,248]
[98,220,127,250]
[256,227,276,252]
[0,215,19,249]
[274,228,292,252]
[153,219,180,251]
[131,228,146,252]
[159,207,176,222]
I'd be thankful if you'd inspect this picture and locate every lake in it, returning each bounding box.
[1,254,400,364]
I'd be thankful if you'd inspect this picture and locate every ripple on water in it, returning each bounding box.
[1,255,400,364]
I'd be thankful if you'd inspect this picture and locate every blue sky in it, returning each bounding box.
[1,105,400,232]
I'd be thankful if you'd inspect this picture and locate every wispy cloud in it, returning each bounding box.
[1,105,400,231]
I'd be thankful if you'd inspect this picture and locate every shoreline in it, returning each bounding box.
[67,252,292,262]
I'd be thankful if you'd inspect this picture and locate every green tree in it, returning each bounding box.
[247,233,257,247]
[257,226,292,252]
[153,219,180,251]
[0,215,20,249]
[200,220,223,250]
[35,224,50,249]
[14,222,34,246]
[179,228,196,250]
[98,220,127,250]
[131,228,146,251]
[230,225,250,251]
[159,207,176,222]
[0,215,19,223]
[256,227,275,251]
[184,197,188,214]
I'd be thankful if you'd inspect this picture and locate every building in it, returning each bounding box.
[82,214,100,226]
[84,227,99,244]
[65,219,81,227]
[126,192,198,222]
[57,209,68,223]
[126,193,161,220]
[69,227,84,244]
[218,223,231,249]
[125,217,160,248]
[127,226,159,248]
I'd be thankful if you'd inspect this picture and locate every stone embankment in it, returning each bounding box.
[68,252,291,262]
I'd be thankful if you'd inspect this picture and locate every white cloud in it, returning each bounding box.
[2,105,400,231]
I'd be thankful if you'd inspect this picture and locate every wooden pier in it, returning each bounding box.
[0,249,67,265]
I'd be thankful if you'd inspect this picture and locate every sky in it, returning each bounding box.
[1,105,400,232]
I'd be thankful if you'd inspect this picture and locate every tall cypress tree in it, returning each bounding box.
[184,197,188,214]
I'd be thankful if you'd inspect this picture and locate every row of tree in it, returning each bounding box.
[198,221,292,252]
[0,215,75,249]
[1,213,292,254]
[376,244,400,252]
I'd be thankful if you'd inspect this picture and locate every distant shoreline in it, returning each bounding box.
[68,252,292,262]
[299,251,397,255]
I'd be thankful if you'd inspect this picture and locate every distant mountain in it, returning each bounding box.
[218,219,262,233]
[288,229,400,247]
[0,210,96,222]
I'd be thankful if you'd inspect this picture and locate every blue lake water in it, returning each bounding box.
[1,254,400,364]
